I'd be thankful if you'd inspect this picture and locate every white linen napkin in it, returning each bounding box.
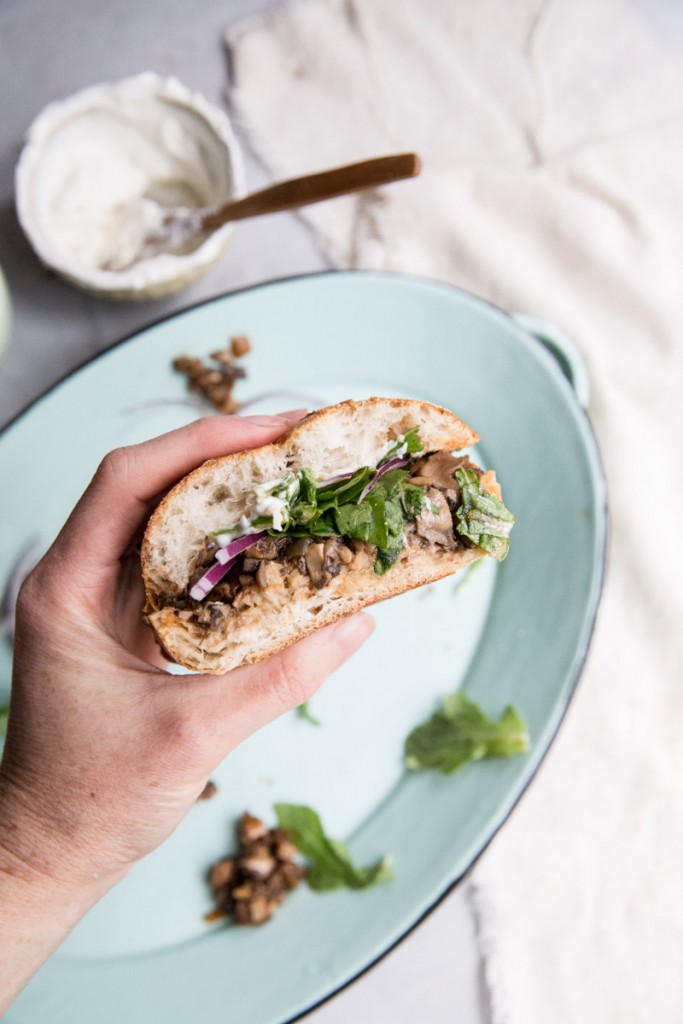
[227,1,683,1019]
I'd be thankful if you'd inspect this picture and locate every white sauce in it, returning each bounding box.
[253,475,300,532]
[377,434,408,462]
[15,74,243,294]
[253,494,290,532]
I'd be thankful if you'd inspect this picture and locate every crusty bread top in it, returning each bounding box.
[142,397,479,598]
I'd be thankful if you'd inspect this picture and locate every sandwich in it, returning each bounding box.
[142,398,515,674]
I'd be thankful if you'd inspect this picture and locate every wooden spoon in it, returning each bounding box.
[105,152,421,270]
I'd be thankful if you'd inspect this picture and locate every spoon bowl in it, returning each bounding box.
[105,152,421,271]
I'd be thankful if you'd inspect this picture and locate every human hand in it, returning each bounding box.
[0,414,373,1009]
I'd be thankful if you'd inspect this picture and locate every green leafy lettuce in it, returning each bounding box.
[218,432,430,574]
[405,692,530,775]
[274,803,394,891]
[216,432,518,573]
[324,469,427,574]
[0,702,8,736]
[454,468,515,561]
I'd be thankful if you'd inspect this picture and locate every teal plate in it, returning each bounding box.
[1,271,606,1023]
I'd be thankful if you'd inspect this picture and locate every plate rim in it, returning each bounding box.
[2,269,609,1023]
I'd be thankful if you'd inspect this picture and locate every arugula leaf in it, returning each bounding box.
[399,480,429,520]
[405,692,530,774]
[315,467,374,507]
[373,492,407,573]
[363,474,429,575]
[402,426,425,455]
[274,804,394,891]
[332,491,389,549]
[374,529,405,575]
[290,468,319,525]
[379,426,425,465]
[371,467,409,496]
[323,469,427,574]
[454,468,515,561]
[297,701,321,727]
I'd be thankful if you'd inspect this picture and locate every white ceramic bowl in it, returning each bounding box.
[15,73,244,301]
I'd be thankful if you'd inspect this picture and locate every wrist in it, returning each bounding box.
[0,770,125,1015]
[0,768,124,908]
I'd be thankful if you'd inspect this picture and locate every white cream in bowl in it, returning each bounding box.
[15,73,244,300]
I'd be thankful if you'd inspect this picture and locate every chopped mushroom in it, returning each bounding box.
[256,560,282,589]
[238,813,269,845]
[241,851,278,880]
[229,335,251,358]
[323,537,349,578]
[209,857,236,888]
[173,344,248,414]
[304,542,329,588]
[409,451,470,491]
[415,488,458,548]
[245,536,289,559]
[286,537,313,558]
[236,895,273,926]
[206,813,306,927]
[271,828,299,862]
[196,602,228,628]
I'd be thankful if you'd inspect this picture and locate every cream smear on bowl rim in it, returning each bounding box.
[15,73,244,300]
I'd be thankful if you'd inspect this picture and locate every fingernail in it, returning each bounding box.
[277,408,309,422]
[332,613,375,656]
[242,414,295,427]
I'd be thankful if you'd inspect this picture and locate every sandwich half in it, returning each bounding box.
[142,398,515,673]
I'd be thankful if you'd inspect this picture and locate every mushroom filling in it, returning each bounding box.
[167,448,515,624]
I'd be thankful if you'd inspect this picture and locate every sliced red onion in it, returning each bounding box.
[358,456,411,503]
[215,530,268,559]
[190,558,236,601]
[191,530,269,601]
[318,471,355,487]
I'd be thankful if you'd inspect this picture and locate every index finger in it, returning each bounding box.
[50,412,304,589]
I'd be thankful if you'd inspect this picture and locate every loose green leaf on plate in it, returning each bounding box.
[274,803,394,891]
[297,701,321,727]
[405,692,530,774]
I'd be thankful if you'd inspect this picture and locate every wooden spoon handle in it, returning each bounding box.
[201,152,421,230]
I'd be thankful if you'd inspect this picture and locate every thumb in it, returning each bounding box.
[180,613,375,754]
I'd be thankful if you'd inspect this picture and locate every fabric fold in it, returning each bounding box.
[226,1,683,1019]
